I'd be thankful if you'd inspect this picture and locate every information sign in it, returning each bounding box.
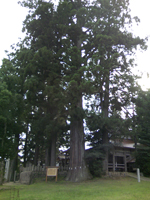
[46,167,59,182]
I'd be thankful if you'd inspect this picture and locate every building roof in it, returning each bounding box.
[111,139,135,149]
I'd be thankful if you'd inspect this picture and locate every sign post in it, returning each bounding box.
[137,168,140,183]
[46,167,59,182]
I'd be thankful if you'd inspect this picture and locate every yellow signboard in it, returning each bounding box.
[46,167,59,182]
[47,168,57,176]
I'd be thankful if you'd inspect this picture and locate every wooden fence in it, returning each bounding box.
[21,163,69,173]
[21,165,46,172]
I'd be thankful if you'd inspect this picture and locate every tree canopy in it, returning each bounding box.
[0,0,147,182]
[135,90,150,176]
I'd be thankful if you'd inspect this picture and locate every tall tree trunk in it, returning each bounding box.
[9,133,19,181]
[0,160,4,185]
[24,123,29,167]
[66,0,92,181]
[50,135,57,166]
[102,129,109,173]
[102,74,109,173]
[45,146,51,166]
[24,135,27,167]
[0,120,7,184]
[66,98,91,182]
[9,159,16,181]
[34,144,39,166]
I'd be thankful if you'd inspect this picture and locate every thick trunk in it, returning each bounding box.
[45,135,57,167]
[66,1,91,181]
[0,121,6,184]
[102,130,108,173]
[9,158,17,181]
[66,98,92,182]
[102,107,109,172]
[50,135,57,166]
[34,145,39,166]
[0,160,4,185]
[9,133,19,181]
[66,121,91,182]
[102,75,109,173]
[45,146,51,166]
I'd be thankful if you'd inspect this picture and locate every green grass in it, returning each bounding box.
[0,177,150,200]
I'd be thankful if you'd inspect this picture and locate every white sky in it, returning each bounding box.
[0,0,150,90]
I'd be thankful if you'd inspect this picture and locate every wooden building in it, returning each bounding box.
[108,139,136,172]
[57,139,136,173]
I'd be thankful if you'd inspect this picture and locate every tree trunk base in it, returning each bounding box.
[0,161,4,185]
[66,166,92,182]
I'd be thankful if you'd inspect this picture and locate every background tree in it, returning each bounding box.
[135,90,150,176]
[1,0,147,183]
[0,82,13,184]
[18,0,146,180]
[0,57,25,182]
[84,0,146,172]
[17,0,67,167]
[56,0,94,181]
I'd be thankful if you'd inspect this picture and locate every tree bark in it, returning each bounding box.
[66,98,92,182]
[0,160,4,185]
[50,135,57,166]
[45,135,57,167]
[34,144,39,166]
[9,159,17,181]
[0,120,6,184]
[9,133,19,181]
[24,123,29,167]
[45,146,51,166]
[66,0,92,181]
[102,74,109,173]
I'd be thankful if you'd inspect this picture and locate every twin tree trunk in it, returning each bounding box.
[66,97,91,182]
[66,6,92,180]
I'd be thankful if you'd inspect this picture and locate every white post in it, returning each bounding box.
[137,168,140,182]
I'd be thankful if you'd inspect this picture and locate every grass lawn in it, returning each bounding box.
[0,177,150,200]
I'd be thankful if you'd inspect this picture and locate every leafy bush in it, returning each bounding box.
[136,148,150,177]
[85,147,104,177]
[88,159,103,177]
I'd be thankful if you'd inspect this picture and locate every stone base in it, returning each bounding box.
[20,171,46,184]
[20,171,33,184]
[106,171,127,177]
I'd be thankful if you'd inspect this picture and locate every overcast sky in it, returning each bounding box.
[0,0,150,89]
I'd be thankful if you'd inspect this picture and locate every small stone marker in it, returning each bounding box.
[46,167,59,182]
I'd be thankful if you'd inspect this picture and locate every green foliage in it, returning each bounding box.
[0,81,16,159]
[135,90,150,176]
[83,0,146,159]
[0,0,147,179]
[11,0,69,165]
[136,147,150,177]
[86,111,132,148]
[85,147,104,177]
[88,159,103,177]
